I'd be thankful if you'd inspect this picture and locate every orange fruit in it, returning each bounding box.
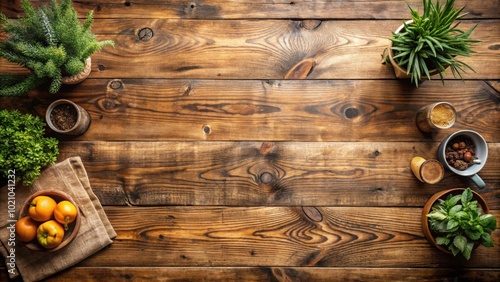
[15,216,38,243]
[29,195,57,222]
[54,200,78,230]
[37,220,65,249]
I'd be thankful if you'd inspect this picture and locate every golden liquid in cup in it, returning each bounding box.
[430,104,455,128]
[419,160,445,184]
[411,157,444,184]
[416,102,456,132]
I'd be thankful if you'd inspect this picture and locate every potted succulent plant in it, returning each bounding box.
[0,109,59,186]
[383,0,479,87]
[0,0,114,97]
[421,188,496,260]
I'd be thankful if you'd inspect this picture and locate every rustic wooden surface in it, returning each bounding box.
[1,0,499,281]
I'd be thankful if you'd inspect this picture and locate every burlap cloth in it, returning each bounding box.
[0,157,116,282]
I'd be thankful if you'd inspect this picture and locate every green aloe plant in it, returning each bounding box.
[389,0,479,87]
[0,0,114,96]
[427,188,496,260]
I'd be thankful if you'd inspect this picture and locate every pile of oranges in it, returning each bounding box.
[16,195,77,249]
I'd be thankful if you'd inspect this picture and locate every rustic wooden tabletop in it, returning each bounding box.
[1,0,499,281]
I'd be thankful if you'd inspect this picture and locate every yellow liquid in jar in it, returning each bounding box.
[431,104,455,128]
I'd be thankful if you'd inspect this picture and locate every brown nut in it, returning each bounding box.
[463,152,473,163]
[453,159,469,170]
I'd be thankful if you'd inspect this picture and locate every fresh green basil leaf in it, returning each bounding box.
[462,242,474,260]
[454,211,468,219]
[453,235,468,252]
[427,211,447,221]
[481,233,494,247]
[450,244,460,256]
[449,205,462,216]
[435,221,449,233]
[479,214,497,231]
[447,219,459,231]
[472,224,484,234]
[461,188,473,205]
[447,195,461,207]
[465,229,481,241]
[436,236,450,246]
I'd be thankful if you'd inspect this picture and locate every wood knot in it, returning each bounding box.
[181,83,192,96]
[302,206,323,222]
[260,142,274,155]
[138,27,153,41]
[369,150,380,158]
[103,100,118,110]
[301,20,322,30]
[344,107,359,119]
[259,172,274,184]
[488,44,500,50]
[272,267,300,280]
[284,59,316,79]
[97,98,123,113]
[108,79,124,90]
[250,163,283,192]
[202,125,211,134]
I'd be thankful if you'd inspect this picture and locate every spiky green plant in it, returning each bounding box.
[389,0,479,87]
[0,0,114,96]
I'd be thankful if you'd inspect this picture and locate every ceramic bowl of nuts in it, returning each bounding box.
[437,130,488,189]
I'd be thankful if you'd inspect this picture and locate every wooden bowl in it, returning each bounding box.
[19,190,81,252]
[421,188,489,255]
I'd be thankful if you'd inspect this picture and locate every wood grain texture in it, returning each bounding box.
[1,20,499,79]
[56,141,500,207]
[2,266,498,282]
[2,1,498,19]
[1,1,499,281]
[62,206,500,268]
[39,267,500,282]
[487,80,500,93]
[2,79,497,142]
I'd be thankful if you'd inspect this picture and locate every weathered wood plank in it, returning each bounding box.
[41,267,500,282]
[1,20,499,79]
[2,1,498,20]
[56,141,500,207]
[2,79,497,142]
[1,1,498,281]
[84,19,500,80]
[67,207,499,268]
[487,80,500,93]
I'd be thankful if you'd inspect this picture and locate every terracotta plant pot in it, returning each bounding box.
[46,99,91,135]
[421,188,490,255]
[61,57,91,85]
[386,20,441,79]
[19,190,81,252]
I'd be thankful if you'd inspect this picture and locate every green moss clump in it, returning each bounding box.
[0,109,59,186]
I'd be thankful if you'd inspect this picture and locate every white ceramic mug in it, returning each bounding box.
[437,130,488,189]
